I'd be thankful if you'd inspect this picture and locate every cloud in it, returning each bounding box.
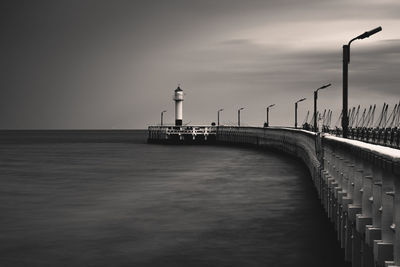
[219,39,254,46]
[172,37,400,125]
[179,38,400,89]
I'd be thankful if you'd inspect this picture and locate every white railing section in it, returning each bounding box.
[148,125,217,141]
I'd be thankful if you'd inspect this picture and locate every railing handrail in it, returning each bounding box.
[216,126,317,137]
[324,134,400,162]
[218,125,400,162]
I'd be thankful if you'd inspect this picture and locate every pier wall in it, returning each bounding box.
[217,126,400,267]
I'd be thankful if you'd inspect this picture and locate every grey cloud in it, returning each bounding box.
[220,39,254,46]
[175,37,399,126]
[183,38,399,87]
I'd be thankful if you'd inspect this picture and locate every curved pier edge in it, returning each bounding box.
[216,126,400,267]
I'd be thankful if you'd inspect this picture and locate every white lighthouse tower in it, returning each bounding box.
[173,86,184,126]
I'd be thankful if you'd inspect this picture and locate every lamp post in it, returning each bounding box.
[217,108,223,126]
[295,98,306,129]
[266,104,275,127]
[161,110,167,126]
[342,26,382,138]
[314,83,331,132]
[238,107,244,127]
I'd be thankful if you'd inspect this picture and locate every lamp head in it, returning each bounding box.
[356,26,382,40]
[317,83,332,91]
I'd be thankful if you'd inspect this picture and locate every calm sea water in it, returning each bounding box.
[0,130,348,267]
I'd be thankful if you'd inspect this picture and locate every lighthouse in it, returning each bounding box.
[173,86,184,126]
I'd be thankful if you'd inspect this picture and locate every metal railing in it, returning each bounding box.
[148,125,217,141]
[324,127,400,149]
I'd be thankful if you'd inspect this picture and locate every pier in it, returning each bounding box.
[147,125,216,144]
[148,125,400,267]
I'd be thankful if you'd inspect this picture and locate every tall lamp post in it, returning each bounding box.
[314,83,331,132]
[266,104,275,127]
[342,26,382,138]
[161,110,167,126]
[238,107,244,127]
[217,108,223,126]
[295,98,306,129]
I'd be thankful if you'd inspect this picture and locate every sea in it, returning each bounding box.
[0,130,349,267]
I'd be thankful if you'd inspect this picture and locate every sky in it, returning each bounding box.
[1,0,399,129]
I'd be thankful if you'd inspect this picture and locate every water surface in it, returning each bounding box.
[0,131,347,266]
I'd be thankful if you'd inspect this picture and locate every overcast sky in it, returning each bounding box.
[1,0,399,129]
